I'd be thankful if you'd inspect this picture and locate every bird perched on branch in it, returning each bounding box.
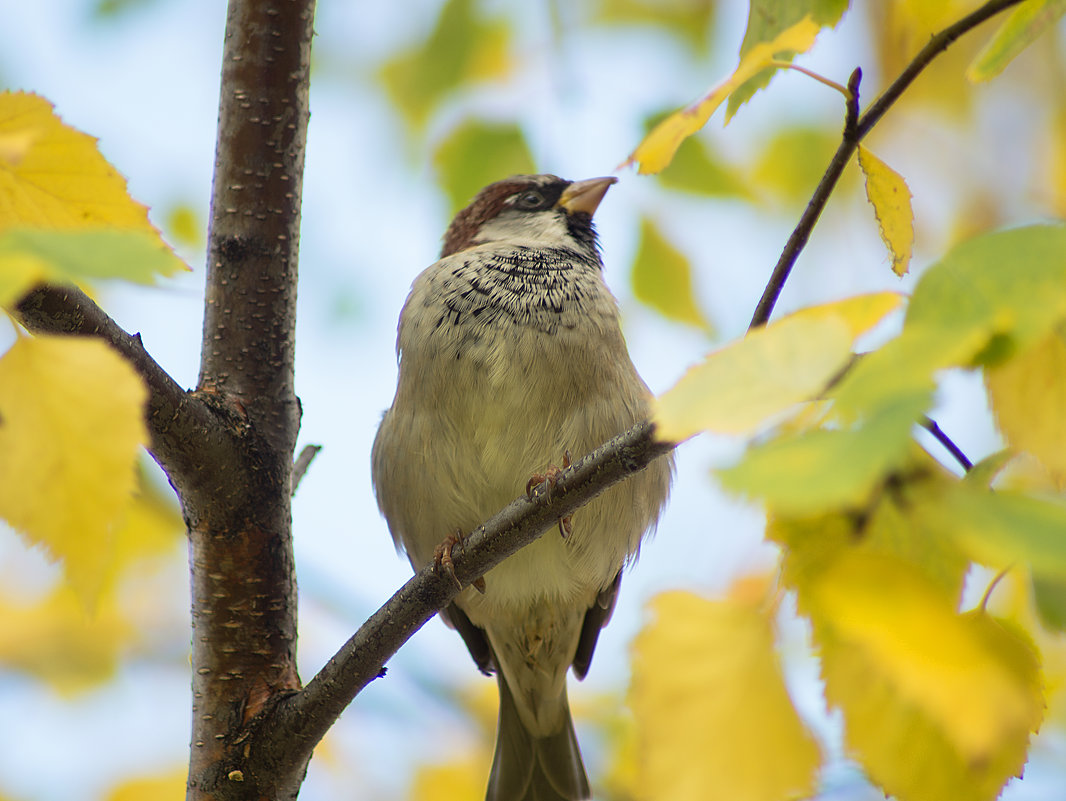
[372,174,672,801]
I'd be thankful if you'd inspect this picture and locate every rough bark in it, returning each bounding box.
[185,0,315,797]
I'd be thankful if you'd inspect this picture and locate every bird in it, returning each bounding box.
[371,174,672,801]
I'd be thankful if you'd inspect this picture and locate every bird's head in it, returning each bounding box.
[441,174,617,258]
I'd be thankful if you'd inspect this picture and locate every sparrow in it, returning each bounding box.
[371,174,672,801]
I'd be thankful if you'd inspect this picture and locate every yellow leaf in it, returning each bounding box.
[986,328,1066,482]
[163,201,203,249]
[379,0,512,130]
[0,127,38,164]
[0,585,132,694]
[789,290,903,338]
[630,217,711,331]
[726,0,849,118]
[0,91,159,232]
[630,585,821,801]
[807,553,1043,773]
[0,335,147,605]
[654,314,848,441]
[820,620,1040,801]
[104,768,187,801]
[857,145,914,277]
[409,754,490,801]
[968,0,1066,82]
[622,17,821,174]
[1052,107,1066,219]
[102,463,184,595]
[870,2,978,119]
[653,292,901,441]
[771,448,971,600]
[0,251,46,306]
[0,91,186,300]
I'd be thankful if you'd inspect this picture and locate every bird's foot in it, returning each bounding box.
[525,450,574,538]
[433,530,486,593]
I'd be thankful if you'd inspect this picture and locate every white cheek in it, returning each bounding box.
[476,210,574,249]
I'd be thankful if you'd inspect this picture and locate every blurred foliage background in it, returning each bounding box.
[1,0,1065,799]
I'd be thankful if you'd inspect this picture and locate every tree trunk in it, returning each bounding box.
[185,0,315,797]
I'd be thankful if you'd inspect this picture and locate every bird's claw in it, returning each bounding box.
[434,530,464,591]
[433,529,488,593]
[558,515,573,539]
[526,450,574,538]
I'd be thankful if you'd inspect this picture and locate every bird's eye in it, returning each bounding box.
[514,190,547,210]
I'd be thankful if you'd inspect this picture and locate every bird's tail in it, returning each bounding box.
[486,672,590,801]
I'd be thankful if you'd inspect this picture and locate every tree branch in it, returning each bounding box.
[13,283,237,502]
[254,421,674,777]
[245,0,1023,773]
[749,66,862,330]
[292,444,321,496]
[920,415,973,472]
[748,0,1026,329]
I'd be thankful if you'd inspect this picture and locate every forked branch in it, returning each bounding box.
[749,0,1026,329]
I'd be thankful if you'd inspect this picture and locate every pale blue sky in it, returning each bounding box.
[1,2,1063,799]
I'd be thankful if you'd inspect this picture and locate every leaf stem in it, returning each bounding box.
[978,565,1012,612]
[767,59,853,100]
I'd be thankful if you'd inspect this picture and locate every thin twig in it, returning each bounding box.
[292,444,322,496]
[749,66,862,331]
[749,0,1026,330]
[920,415,973,472]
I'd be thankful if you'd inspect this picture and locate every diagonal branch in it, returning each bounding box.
[748,0,1026,330]
[251,422,674,777]
[13,283,236,499]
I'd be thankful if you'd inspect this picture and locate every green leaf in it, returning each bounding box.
[655,134,752,199]
[928,485,1066,580]
[0,229,186,305]
[1033,575,1066,631]
[906,224,1066,364]
[751,124,839,205]
[379,0,512,131]
[630,217,711,331]
[596,0,718,52]
[829,326,978,423]
[725,0,849,120]
[717,392,928,515]
[654,293,900,442]
[964,449,1015,488]
[433,120,535,214]
[968,0,1066,82]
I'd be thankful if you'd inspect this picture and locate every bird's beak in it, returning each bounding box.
[558,176,617,217]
